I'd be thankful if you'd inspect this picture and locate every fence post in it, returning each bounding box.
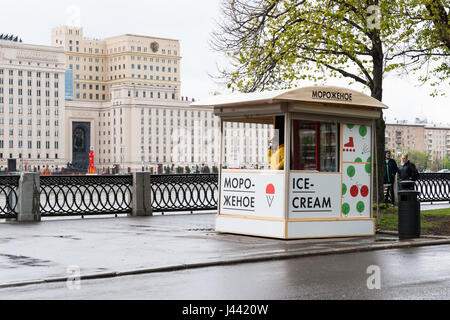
[17,172,40,222]
[131,172,152,216]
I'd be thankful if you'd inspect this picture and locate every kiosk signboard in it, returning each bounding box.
[220,170,284,219]
[289,173,341,219]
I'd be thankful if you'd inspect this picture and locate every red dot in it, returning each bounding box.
[360,185,369,197]
[266,184,275,194]
[350,185,359,197]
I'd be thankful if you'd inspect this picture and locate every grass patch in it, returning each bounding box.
[375,213,398,231]
[374,205,450,234]
[421,208,450,216]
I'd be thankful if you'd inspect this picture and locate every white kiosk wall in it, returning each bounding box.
[217,170,286,238]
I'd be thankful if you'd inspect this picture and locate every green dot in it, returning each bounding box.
[347,165,356,178]
[342,183,347,196]
[342,203,350,215]
[346,124,354,129]
[365,163,371,174]
[359,125,367,137]
[357,201,365,213]
[355,157,362,163]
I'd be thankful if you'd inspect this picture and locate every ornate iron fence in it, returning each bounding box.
[40,175,133,217]
[2,171,447,219]
[1,173,218,219]
[0,175,19,219]
[415,173,450,203]
[150,174,218,213]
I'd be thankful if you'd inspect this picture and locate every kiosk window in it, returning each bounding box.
[222,116,284,170]
[291,120,339,172]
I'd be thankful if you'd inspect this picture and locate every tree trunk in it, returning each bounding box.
[374,115,386,206]
[371,35,385,208]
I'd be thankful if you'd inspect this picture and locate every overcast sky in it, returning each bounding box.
[1,0,448,124]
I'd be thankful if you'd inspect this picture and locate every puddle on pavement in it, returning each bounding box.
[374,237,399,242]
[186,228,215,232]
[0,238,13,244]
[53,235,82,240]
[0,253,53,267]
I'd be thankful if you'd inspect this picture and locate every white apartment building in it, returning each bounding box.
[65,83,272,172]
[0,36,66,171]
[424,124,450,162]
[51,25,181,102]
[54,25,271,172]
[0,27,272,173]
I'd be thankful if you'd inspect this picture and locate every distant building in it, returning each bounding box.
[51,25,181,102]
[385,120,450,162]
[0,26,272,172]
[424,124,450,162]
[0,36,66,171]
[385,122,426,156]
[52,25,270,172]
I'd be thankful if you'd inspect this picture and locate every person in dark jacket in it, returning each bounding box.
[383,150,398,204]
[397,153,419,190]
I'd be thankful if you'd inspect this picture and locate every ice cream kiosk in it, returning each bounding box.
[192,86,388,239]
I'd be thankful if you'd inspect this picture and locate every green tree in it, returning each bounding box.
[211,0,449,201]
[201,165,211,173]
[406,150,430,172]
[443,156,450,170]
[176,166,184,174]
[394,0,449,96]
[430,158,443,172]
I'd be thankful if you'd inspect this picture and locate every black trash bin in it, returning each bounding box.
[398,180,415,191]
[397,180,420,239]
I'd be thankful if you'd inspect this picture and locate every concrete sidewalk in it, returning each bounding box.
[1,213,449,288]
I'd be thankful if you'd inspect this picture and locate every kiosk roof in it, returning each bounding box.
[191,86,388,110]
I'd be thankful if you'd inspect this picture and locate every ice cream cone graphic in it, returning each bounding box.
[266,184,275,207]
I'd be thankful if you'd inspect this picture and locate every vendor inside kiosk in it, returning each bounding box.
[192,86,387,239]
[268,116,285,170]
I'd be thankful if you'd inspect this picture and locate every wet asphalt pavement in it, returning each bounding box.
[0,211,449,299]
[1,244,449,299]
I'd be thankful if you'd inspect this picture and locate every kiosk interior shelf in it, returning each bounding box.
[292,120,338,172]
[320,123,338,172]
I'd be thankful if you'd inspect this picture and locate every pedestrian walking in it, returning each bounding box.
[383,150,398,205]
[397,153,419,190]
